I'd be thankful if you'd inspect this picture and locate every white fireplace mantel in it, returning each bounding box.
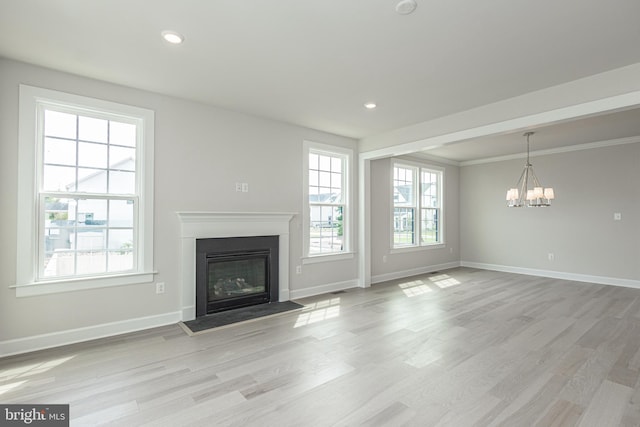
[176,211,296,321]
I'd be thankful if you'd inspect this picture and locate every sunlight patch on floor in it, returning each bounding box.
[0,380,28,397]
[429,274,460,289]
[0,355,76,397]
[294,298,341,328]
[0,355,76,381]
[398,280,433,297]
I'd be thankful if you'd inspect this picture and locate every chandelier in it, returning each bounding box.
[506,132,555,208]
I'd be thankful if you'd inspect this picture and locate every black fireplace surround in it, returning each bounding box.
[196,235,279,316]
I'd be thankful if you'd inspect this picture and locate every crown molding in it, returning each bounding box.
[459,135,640,167]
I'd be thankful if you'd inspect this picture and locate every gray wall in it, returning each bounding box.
[370,156,460,281]
[460,142,640,281]
[0,58,358,343]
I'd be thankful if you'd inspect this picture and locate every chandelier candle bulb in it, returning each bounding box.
[506,132,555,208]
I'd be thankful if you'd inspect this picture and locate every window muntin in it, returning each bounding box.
[393,162,443,249]
[420,170,440,245]
[393,166,416,247]
[308,151,347,255]
[16,85,154,295]
[38,106,140,280]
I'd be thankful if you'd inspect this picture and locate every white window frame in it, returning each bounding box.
[14,85,155,296]
[302,141,354,263]
[391,159,444,251]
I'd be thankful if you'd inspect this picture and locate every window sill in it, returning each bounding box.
[302,252,355,264]
[12,271,157,297]
[390,243,446,254]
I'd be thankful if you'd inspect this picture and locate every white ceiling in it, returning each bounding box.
[1,0,639,159]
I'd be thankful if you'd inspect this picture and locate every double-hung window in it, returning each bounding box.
[392,161,443,249]
[304,141,352,259]
[16,85,154,296]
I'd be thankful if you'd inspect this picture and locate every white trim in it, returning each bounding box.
[391,159,445,249]
[302,252,355,264]
[0,311,181,357]
[371,262,461,284]
[289,279,359,299]
[15,84,155,295]
[409,152,461,167]
[460,261,640,289]
[389,243,446,254]
[303,140,354,258]
[176,211,296,321]
[13,272,155,297]
[358,158,371,288]
[460,135,640,166]
[360,91,640,161]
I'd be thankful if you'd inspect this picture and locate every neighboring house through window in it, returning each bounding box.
[16,85,155,296]
[303,141,353,261]
[392,160,443,249]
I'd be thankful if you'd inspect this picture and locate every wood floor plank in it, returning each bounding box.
[577,380,633,427]
[3,268,640,426]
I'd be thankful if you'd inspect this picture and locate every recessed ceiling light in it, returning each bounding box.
[396,0,417,15]
[161,31,184,44]
[364,102,377,109]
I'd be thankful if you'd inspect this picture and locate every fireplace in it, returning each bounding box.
[196,235,279,316]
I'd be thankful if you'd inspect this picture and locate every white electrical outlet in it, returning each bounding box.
[548,253,555,262]
[296,265,302,274]
[614,213,622,221]
[156,282,165,294]
[242,183,249,192]
[235,183,242,192]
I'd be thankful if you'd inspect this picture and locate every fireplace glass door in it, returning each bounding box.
[206,251,270,313]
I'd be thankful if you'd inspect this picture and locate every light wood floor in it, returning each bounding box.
[2,268,640,426]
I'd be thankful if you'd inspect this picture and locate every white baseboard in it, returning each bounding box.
[0,311,182,357]
[460,261,640,289]
[290,279,360,300]
[371,261,461,285]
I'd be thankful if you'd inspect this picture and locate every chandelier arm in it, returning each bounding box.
[506,131,554,208]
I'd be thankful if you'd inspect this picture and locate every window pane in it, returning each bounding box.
[75,251,107,275]
[421,171,438,208]
[77,199,107,228]
[309,170,319,187]
[319,171,331,187]
[108,229,133,250]
[109,171,135,194]
[309,205,344,254]
[79,116,108,143]
[44,137,76,166]
[393,207,414,246]
[40,196,137,279]
[78,141,108,168]
[421,208,439,244]
[331,157,342,173]
[109,146,136,170]
[309,153,319,170]
[310,152,344,206]
[43,251,74,278]
[110,121,136,147]
[109,199,134,227]
[43,165,76,191]
[319,155,331,171]
[44,110,76,139]
[394,166,414,206]
[108,251,134,272]
[77,167,107,193]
